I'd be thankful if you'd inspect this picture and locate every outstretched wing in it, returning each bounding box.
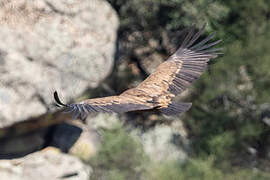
[128,24,221,103]
[54,91,153,120]
[54,24,222,118]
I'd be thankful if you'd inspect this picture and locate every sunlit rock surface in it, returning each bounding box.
[0,0,119,127]
[0,147,91,180]
[137,120,189,162]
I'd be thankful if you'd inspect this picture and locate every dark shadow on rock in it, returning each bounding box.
[0,129,48,159]
[0,122,82,159]
[48,123,82,153]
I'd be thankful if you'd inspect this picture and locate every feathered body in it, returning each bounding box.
[54,24,222,119]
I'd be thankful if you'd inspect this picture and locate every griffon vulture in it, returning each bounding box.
[54,24,222,119]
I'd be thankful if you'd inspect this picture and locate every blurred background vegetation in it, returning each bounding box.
[86,0,270,179]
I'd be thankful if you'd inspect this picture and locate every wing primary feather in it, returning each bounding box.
[177,74,194,83]
[181,54,215,58]
[76,104,83,115]
[181,66,206,73]
[186,23,206,48]
[81,105,90,113]
[87,104,98,112]
[81,105,89,114]
[176,74,194,82]
[182,61,207,65]
[95,105,111,112]
[160,102,192,116]
[104,105,118,112]
[173,77,187,89]
[198,48,224,54]
[72,108,80,120]
[80,107,87,120]
[194,39,222,52]
[190,32,216,51]
[180,28,195,48]
[63,106,76,113]
[169,84,182,94]
[85,105,94,113]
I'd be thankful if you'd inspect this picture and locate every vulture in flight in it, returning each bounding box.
[54,24,222,119]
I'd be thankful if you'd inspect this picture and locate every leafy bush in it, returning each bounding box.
[144,158,270,180]
[89,123,147,180]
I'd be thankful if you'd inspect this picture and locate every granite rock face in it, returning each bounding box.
[0,147,91,180]
[0,0,119,127]
[136,120,189,162]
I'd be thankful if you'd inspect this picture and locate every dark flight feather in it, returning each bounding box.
[54,24,222,119]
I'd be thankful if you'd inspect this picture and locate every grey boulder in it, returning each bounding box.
[0,0,119,127]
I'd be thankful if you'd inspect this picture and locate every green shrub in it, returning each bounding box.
[144,158,270,180]
[89,123,147,180]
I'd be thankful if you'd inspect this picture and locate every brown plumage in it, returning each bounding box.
[54,24,222,119]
